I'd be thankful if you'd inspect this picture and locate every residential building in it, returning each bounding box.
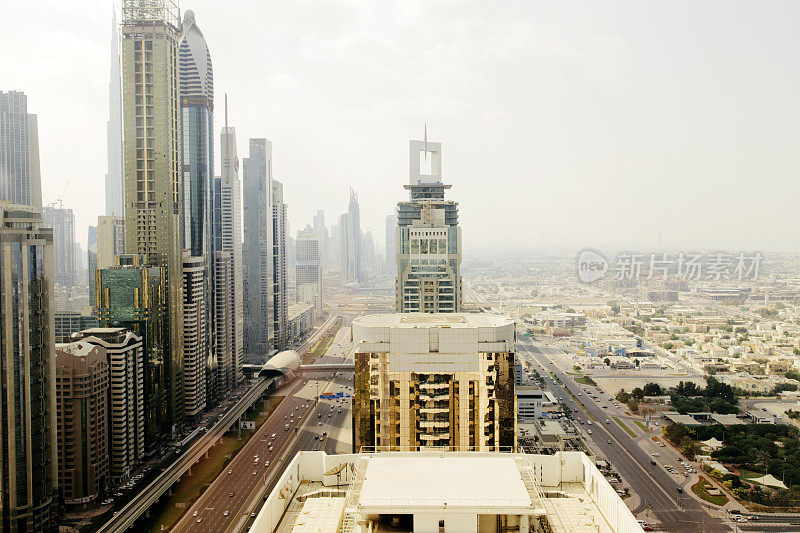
[95,255,169,451]
[213,114,243,389]
[385,212,397,275]
[55,341,109,509]
[396,138,462,313]
[105,10,123,218]
[243,138,273,363]
[121,0,185,432]
[352,313,516,451]
[43,205,76,287]
[296,230,321,316]
[0,90,42,207]
[272,180,288,350]
[72,328,145,484]
[250,450,642,533]
[96,215,125,270]
[0,204,57,531]
[287,303,315,344]
[182,253,207,418]
[213,250,234,396]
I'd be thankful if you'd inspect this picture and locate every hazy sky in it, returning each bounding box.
[2,1,799,253]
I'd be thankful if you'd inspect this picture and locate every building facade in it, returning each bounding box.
[72,328,145,484]
[396,139,462,313]
[272,180,288,351]
[96,215,125,270]
[0,205,57,531]
[243,138,273,363]
[95,255,169,451]
[295,231,321,316]
[43,205,76,287]
[339,188,361,284]
[182,253,207,418]
[0,91,42,207]
[121,0,184,431]
[105,10,124,218]
[385,212,397,275]
[55,342,109,509]
[213,121,243,389]
[54,311,99,343]
[352,313,516,452]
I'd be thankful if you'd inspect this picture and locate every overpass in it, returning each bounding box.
[95,375,279,533]
[96,310,342,532]
[300,362,354,372]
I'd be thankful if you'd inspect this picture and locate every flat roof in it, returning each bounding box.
[359,455,531,508]
[664,413,703,426]
[352,312,513,330]
[292,497,345,533]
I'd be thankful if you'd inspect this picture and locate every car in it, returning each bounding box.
[252,471,257,475]
[319,422,323,426]
[605,419,610,424]
[587,420,592,425]
[224,510,229,516]
[607,440,612,445]
[295,406,299,410]
[193,511,198,517]
[314,434,319,440]
[196,518,203,523]
[271,433,276,438]
[269,446,273,451]
[587,429,592,435]
[651,460,657,465]
[677,488,683,493]
[229,492,235,497]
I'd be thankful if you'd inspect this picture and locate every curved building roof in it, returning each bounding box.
[179,10,213,102]
[258,350,301,378]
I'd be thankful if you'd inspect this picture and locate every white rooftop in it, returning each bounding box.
[353,312,513,329]
[359,455,531,508]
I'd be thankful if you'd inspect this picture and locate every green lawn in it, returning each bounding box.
[613,416,637,438]
[138,396,284,533]
[634,420,650,432]
[692,476,729,506]
[575,376,597,387]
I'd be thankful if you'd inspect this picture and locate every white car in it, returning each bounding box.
[224,510,229,516]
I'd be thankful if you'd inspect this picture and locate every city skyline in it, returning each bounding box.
[4,1,800,253]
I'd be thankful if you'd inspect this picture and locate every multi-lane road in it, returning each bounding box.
[518,337,729,533]
[170,325,354,533]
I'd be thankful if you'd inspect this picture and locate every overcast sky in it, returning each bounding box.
[2,1,799,254]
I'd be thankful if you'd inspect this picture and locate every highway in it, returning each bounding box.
[171,324,354,533]
[518,337,729,533]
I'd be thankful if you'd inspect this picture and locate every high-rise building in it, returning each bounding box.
[105,10,124,218]
[352,313,516,451]
[362,229,375,276]
[43,205,77,287]
[396,139,462,313]
[95,255,169,451]
[121,0,184,431]
[182,253,207,419]
[385,212,397,274]
[243,138,273,363]
[296,231,322,316]
[88,225,98,300]
[339,188,361,283]
[213,114,243,389]
[0,91,42,207]
[179,9,213,258]
[178,8,213,419]
[54,311,99,343]
[0,204,57,531]
[312,209,328,268]
[212,250,233,395]
[72,328,144,484]
[272,180,288,351]
[96,215,125,270]
[55,341,109,509]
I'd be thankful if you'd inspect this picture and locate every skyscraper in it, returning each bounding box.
[0,91,42,207]
[272,180,288,351]
[296,231,322,316]
[105,10,124,218]
[55,342,109,509]
[88,224,97,301]
[396,139,462,313]
[43,205,77,287]
[243,138,274,363]
[178,9,213,421]
[96,215,125,270]
[339,188,362,284]
[213,112,243,389]
[0,204,57,531]
[121,0,184,431]
[312,209,328,267]
[95,255,169,451]
[385,212,397,274]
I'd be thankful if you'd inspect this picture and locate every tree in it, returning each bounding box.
[632,387,645,400]
[643,382,663,396]
[627,399,639,413]
[604,358,611,366]
[634,358,641,368]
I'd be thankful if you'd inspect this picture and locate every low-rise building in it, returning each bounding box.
[516,386,543,421]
